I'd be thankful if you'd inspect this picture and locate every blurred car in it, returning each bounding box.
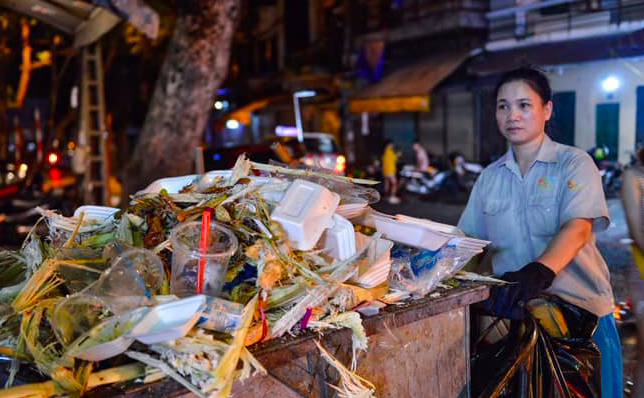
[204,133,345,175]
[203,144,282,170]
[269,132,345,175]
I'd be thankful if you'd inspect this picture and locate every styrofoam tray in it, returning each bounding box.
[336,202,368,219]
[73,205,120,221]
[140,175,200,195]
[66,307,149,362]
[371,212,451,251]
[352,232,393,287]
[50,205,120,233]
[393,214,461,235]
[126,295,206,344]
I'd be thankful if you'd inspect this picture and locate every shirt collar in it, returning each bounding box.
[499,134,559,170]
[534,134,558,163]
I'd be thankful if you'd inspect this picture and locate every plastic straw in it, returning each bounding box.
[196,209,211,294]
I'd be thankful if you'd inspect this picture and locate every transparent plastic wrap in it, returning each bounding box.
[388,241,482,298]
[266,160,380,205]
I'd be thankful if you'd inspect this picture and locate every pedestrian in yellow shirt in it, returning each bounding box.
[381,140,400,204]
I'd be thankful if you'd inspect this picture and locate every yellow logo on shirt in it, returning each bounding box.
[567,180,580,190]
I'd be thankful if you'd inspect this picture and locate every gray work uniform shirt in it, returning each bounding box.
[458,135,614,317]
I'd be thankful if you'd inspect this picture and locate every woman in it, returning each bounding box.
[458,67,622,397]
[620,148,644,397]
[381,140,400,204]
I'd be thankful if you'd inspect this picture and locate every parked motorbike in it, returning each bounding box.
[398,165,444,195]
[399,152,482,200]
[588,146,623,198]
[599,164,622,198]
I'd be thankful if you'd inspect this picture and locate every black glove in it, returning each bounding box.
[477,262,556,320]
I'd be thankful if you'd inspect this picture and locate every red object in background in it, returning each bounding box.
[48,168,62,181]
[47,152,59,166]
[35,109,43,164]
[0,184,19,200]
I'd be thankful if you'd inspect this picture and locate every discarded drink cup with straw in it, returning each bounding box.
[170,216,238,298]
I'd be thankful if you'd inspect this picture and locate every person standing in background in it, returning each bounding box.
[412,140,429,173]
[381,140,400,204]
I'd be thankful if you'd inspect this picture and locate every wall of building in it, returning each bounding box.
[546,57,644,163]
[419,101,445,158]
[416,91,476,161]
[447,91,475,160]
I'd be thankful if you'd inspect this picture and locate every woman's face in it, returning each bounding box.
[496,80,552,147]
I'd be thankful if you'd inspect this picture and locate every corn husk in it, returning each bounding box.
[0,363,145,398]
[309,311,367,371]
[126,351,207,398]
[269,235,379,339]
[11,262,61,313]
[314,340,376,398]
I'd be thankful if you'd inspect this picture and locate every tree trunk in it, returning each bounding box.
[121,0,239,202]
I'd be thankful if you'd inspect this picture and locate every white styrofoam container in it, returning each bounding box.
[336,203,368,219]
[371,213,451,251]
[66,307,149,362]
[393,214,462,235]
[126,295,206,344]
[73,205,120,221]
[50,205,120,233]
[353,232,393,287]
[320,214,356,261]
[140,175,199,195]
[271,180,340,251]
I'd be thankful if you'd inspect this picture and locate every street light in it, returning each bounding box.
[293,90,316,143]
[601,76,620,93]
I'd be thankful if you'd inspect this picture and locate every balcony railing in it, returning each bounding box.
[352,0,488,39]
[487,0,644,43]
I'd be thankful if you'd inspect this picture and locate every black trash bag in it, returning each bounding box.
[471,294,601,398]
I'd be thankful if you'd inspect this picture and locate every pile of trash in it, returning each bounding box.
[0,156,490,398]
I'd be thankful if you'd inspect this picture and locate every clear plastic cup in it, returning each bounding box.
[52,293,113,346]
[170,221,238,298]
[85,248,163,314]
[110,248,165,293]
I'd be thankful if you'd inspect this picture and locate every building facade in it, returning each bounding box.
[472,0,644,164]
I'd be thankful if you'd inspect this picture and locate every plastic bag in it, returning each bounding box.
[472,295,601,398]
[388,242,481,297]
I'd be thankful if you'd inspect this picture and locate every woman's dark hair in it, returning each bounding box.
[494,67,552,105]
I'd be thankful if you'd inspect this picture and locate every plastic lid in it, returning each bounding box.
[170,221,238,258]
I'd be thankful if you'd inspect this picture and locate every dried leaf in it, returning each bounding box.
[215,206,231,224]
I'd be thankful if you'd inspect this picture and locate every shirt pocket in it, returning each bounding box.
[483,199,511,243]
[527,195,559,237]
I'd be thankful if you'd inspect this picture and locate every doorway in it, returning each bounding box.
[595,103,619,161]
[550,92,575,146]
